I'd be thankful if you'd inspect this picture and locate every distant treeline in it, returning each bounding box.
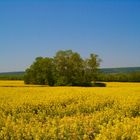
[97,72,140,82]
[0,69,140,82]
[0,72,24,80]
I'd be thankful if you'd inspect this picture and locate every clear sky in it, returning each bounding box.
[0,0,140,72]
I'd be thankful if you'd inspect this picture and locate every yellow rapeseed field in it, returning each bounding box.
[0,80,140,140]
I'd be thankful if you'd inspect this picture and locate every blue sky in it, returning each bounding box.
[0,0,140,72]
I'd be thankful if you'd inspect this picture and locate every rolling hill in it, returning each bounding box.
[100,67,140,74]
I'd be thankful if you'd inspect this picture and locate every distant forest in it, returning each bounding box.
[0,72,24,80]
[0,67,140,82]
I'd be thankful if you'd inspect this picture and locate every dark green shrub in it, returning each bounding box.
[92,82,106,87]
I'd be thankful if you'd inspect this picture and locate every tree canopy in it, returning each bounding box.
[24,50,101,86]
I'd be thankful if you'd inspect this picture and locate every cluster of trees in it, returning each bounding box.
[97,72,140,82]
[24,50,101,86]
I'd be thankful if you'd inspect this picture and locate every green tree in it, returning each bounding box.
[54,50,84,85]
[85,54,102,83]
[24,57,55,86]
